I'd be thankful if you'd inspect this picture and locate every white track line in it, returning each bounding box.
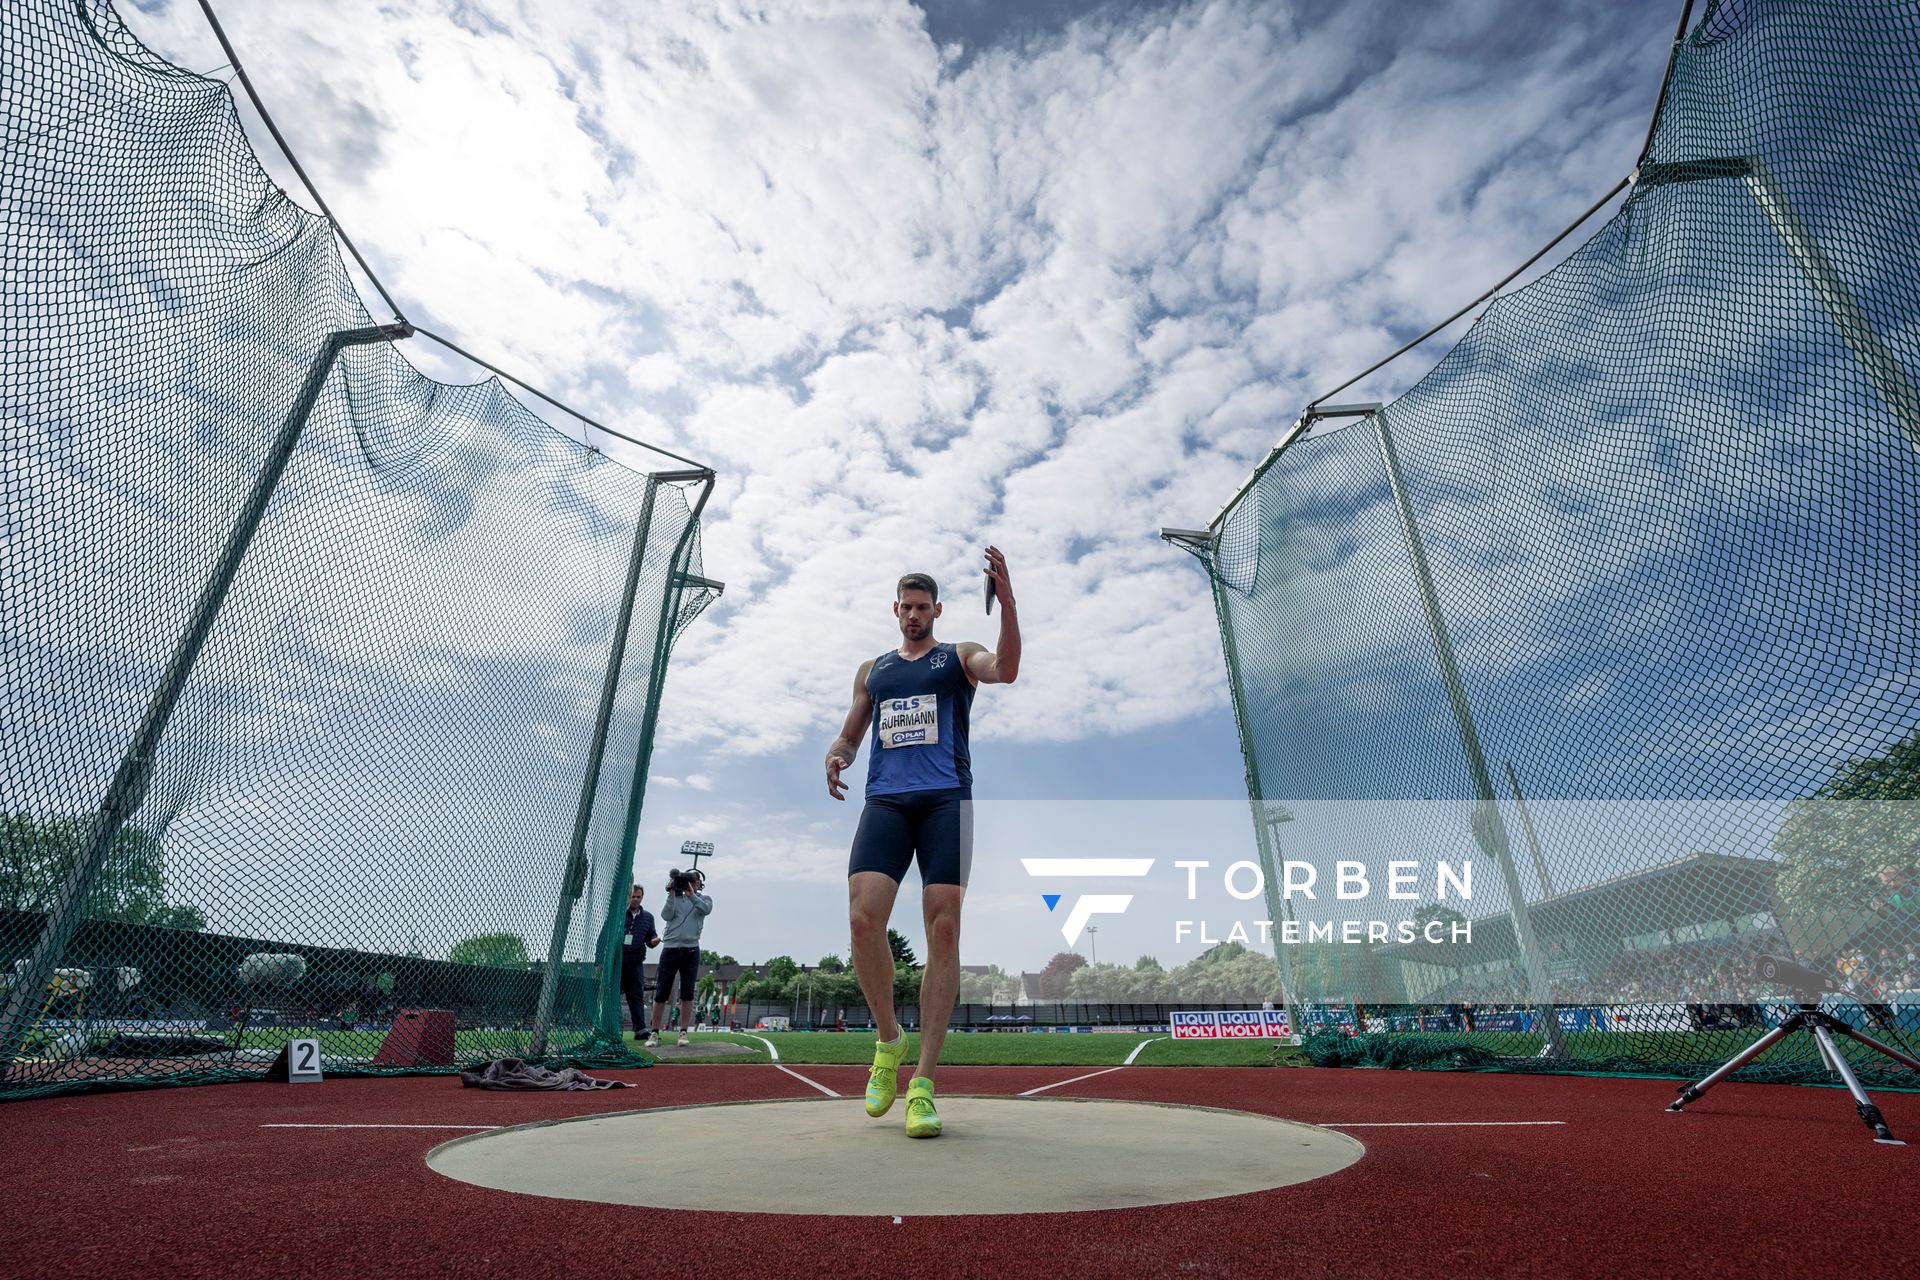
[1124,1037,1167,1065]
[696,1032,840,1097]
[1317,1121,1566,1128]
[777,1064,841,1097]
[261,1123,499,1130]
[1019,1065,1127,1096]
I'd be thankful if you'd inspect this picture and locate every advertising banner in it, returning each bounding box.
[1169,1010,1293,1039]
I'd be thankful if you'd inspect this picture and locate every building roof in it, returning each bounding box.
[1376,851,1780,966]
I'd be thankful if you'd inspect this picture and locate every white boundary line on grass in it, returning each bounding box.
[1125,1037,1167,1064]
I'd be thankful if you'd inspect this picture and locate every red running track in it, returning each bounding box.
[1,1065,1914,1278]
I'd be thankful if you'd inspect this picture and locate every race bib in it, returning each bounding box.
[878,694,939,748]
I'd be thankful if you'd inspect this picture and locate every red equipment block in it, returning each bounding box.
[372,1008,455,1066]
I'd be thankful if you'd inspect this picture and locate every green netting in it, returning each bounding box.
[1183,0,1920,1087]
[1,0,717,1098]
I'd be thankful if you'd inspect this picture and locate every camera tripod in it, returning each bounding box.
[1667,1000,1920,1144]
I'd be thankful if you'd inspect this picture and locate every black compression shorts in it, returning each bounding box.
[654,946,699,1002]
[848,787,973,887]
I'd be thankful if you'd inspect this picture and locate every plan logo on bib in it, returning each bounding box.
[1022,858,1155,944]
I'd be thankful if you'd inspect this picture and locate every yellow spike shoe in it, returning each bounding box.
[904,1076,942,1138]
[865,1034,909,1117]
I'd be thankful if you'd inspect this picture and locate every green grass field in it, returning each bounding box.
[628,1029,1300,1067]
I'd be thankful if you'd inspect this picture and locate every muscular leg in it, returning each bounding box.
[849,871,903,1042]
[915,884,964,1083]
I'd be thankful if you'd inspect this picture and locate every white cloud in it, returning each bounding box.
[116,0,1679,783]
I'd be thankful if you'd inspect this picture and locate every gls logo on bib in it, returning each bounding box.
[879,694,939,748]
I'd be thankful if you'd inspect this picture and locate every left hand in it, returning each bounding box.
[984,545,1014,609]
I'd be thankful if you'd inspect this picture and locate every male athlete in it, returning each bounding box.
[825,549,1020,1138]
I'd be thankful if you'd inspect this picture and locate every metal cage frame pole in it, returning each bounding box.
[595,475,721,1038]
[528,474,667,1057]
[0,323,410,1070]
[1207,567,1304,1039]
[1637,156,1920,452]
[1373,407,1566,1056]
[1262,805,1310,1026]
[1504,760,1557,900]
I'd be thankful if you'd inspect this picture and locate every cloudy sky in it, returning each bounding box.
[120,0,1686,972]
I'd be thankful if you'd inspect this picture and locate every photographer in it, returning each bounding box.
[646,868,712,1048]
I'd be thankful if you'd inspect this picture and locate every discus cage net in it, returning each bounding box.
[2,0,719,1099]
[1172,0,1920,1085]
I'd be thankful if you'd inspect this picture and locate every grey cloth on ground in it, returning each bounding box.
[458,1058,633,1091]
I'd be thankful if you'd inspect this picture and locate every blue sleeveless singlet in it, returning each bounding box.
[865,642,974,797]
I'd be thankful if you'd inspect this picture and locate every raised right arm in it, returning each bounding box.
[825,658,875,801]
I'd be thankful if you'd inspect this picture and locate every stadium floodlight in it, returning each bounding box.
[1636,156,1920,452]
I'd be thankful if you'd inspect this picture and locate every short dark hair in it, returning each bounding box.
[897,573,938,601]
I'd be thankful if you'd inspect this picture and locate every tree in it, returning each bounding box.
[1411,903,1468,935]
[764,955,799,986]
[0,814,205,929]
[1068,961,1169,1001]
[447,933,531,968]
[1774,729,1920,929]
[893,963,922,1004]
[956,964,1013,1002]
[887,928,918,968]
[700,949,737,967]
[1164,942,1283,1003]
[1037,951,1087,998]
[817,953,845,973]
[143,904,208,931]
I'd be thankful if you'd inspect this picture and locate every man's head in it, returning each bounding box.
[895,572,941,641]
[628,884,644,907]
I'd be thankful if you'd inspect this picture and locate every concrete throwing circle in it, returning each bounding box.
[426,1096,1363,1215]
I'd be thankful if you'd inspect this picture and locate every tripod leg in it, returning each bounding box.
[1810,1024,1903,1145]
[1669,1018,1797,1112]
[1812,1024,1843,1074]
[1831,1022,1920,1074]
